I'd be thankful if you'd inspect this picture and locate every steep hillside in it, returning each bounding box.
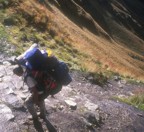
[0,0,144,81]
[52,0,144,54]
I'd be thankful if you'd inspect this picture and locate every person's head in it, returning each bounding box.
[13,65,23,76]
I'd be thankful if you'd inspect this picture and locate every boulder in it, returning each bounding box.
[84,101,99,111]
[65,99,77,110]
[0,104,14,121]
[1,93,24,109]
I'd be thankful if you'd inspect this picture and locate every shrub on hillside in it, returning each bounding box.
[0,0,9,8]
[87,72,108,86]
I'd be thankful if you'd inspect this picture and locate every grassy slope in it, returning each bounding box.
[0,0,144,82]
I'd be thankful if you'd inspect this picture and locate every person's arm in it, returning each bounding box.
[26,76,40,105]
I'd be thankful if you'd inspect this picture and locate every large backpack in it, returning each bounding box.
[49,61,72,86]
[17,45,72,86]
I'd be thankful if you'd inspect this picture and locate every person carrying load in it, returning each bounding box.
[13,44,72,120]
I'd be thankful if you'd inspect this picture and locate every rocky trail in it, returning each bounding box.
[0,41,144,132]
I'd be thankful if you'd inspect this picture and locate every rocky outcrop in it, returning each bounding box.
[0,39,144,131]
[0,59,144,131]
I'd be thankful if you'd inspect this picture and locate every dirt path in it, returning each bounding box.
[0,41,144,132]
[0,60,144,132]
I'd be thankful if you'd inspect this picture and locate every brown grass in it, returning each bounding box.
[7,0,144,81]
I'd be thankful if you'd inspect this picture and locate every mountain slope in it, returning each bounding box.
[0,0,144,81]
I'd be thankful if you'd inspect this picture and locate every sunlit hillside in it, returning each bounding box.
[0,0,144,81]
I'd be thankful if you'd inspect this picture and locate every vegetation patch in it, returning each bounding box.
[0,24,8,39]
[86,72,108,86]
[116,93,144,111]
[0,0,9,8]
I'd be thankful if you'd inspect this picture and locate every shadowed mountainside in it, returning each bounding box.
[49,0,144,80]
[53,0,144,55]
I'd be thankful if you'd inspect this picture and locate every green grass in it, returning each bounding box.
[0,24,8,39]
[0,9,85,70]
[1,16,84,71]
[0,0,8,4]
[120,74,144,85]
[116,94,144,111]
[0,24,9,53]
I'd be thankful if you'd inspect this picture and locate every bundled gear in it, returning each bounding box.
[16,44,47,70]
[14,44,72,97]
